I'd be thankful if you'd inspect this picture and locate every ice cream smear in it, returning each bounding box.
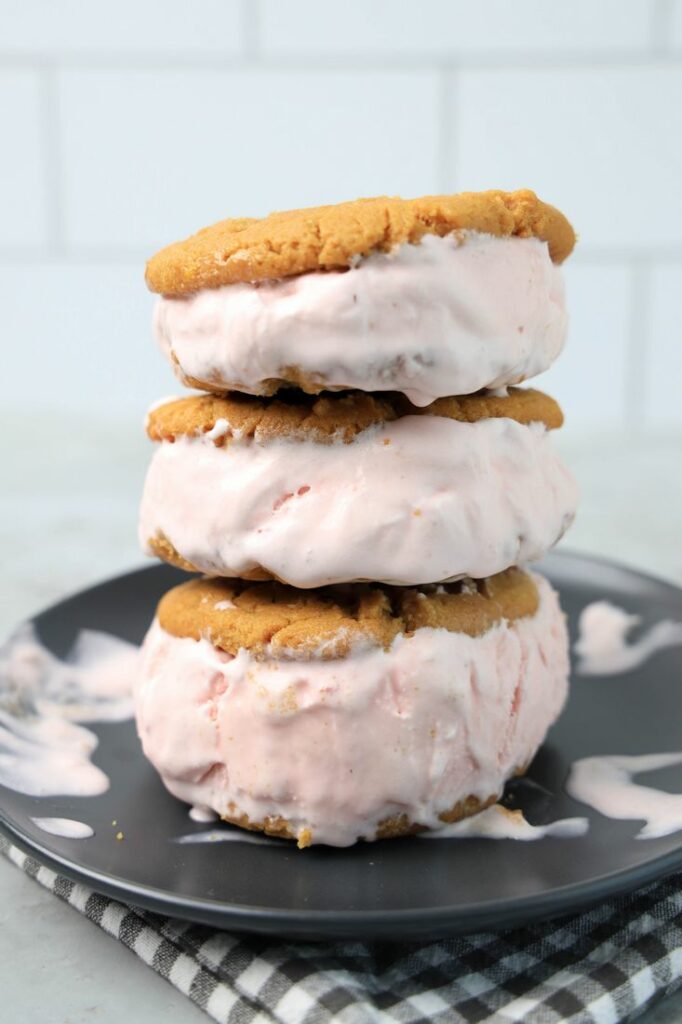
[418,804,588,840]
[31,817,94,839]
[155,232,567,405]
[175,806,588,846]
[7,610,681,847]
[188,806,218,823]
[575,601,682,675]
[175,828,277,846]
[0,623,137,797]
[567,753,682,839]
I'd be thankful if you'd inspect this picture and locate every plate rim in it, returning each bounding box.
[2,815,682,939]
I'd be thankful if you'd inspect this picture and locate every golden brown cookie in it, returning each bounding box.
[146,189,575,295]
[374,794,501,841]
[147,534,268,579]
[221,792,501,847]
[146,389,394,444]
[157,567,540,661]
[146,386,563,445]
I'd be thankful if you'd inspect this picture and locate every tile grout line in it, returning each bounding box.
[650,0,675,54]
[0,246,150,265]
[436,67,456,192]
[573,249,682,265]
[40,63,65,257]
[624,261,652,438]
[241,0,261,60]
[0,50,680,73]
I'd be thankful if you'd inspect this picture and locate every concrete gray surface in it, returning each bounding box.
[0,856,206,1024]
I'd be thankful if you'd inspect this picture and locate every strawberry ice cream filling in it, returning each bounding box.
[154,232,567,406]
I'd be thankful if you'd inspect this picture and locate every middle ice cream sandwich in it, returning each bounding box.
[140,386,578,588]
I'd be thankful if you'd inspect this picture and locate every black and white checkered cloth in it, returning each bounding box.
[2,836,681,1023]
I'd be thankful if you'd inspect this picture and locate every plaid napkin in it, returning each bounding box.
[2,836,681,1024]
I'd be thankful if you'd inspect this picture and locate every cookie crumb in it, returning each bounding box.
[297,828,313,849]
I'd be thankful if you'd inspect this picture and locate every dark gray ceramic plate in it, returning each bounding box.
[1,551,682,940]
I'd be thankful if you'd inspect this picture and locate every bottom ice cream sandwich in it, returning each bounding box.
[135,568,569,847]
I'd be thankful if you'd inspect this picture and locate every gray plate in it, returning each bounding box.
[1,551,682,940]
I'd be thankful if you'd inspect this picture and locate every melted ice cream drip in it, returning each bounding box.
[188,806,218,823]
[0,623,137,797]
[566,753,682,839]
[418,804,588,840]
[575,602,682,676]
[176,808,588,847]
[31,817,94,838]
[175,828,279,846]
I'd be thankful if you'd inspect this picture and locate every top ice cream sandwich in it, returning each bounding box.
[146,190,575,406]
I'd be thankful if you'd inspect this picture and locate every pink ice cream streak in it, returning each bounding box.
[134,573,569,847]
[154,232,567,406]
[138,412,578,589]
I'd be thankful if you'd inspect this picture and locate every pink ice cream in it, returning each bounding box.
[139,412,578,588]
[135,573,569,847]
[154,233,567,406]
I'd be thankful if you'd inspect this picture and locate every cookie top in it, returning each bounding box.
[146,386,563,445]
[145,190,575,295]
[157,568,539,660]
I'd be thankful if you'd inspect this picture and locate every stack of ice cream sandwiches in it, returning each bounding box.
[135,190,578,848]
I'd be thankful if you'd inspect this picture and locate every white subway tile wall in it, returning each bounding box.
[0,1,245,55]
[646,263,682,426]
[671,0,682,47]
[57,69,440,251]
[0,0,680,435]
[455,66,682,250]
[535,264,633,429]
[0,70,48,248]
[1,263,164,418]
[259,0,654,56]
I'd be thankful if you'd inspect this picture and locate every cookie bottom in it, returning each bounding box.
[219,791,501,848]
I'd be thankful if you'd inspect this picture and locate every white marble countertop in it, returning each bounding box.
[2,420,681,1022]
